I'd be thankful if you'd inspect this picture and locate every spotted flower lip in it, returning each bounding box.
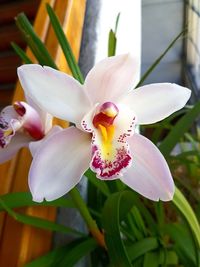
[17,53,191,202]
[0,97,59,164]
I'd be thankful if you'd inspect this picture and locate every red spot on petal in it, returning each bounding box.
[91,145,132,179]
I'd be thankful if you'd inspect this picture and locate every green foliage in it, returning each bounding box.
[46,4,84,83]
[25,237,97,267]
[15,13,57,69]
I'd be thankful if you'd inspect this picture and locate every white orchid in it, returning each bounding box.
[0,96,60,163]
[17,54,191,202]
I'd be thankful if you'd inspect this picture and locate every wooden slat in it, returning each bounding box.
[0,0,86,266]
[0,0,41,25]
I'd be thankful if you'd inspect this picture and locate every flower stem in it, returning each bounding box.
[69,187,106,248]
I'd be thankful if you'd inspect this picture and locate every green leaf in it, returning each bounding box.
[15,13,57,69]
[108,13,120,57]
[85,169,110,197]
[172,187,200,249]
[59,238,97,266]
[0,192,74,211]
[0,197,83,236]
[159,101,200,157]
[108,29,117,57]
[25,237,96,267]
[114,13,120,34]
[102,191,135,267]
[143,250,178,267]
[127,237,158,262]
[46,4,84,83]
[164,223,198,267]
[131,206,148,237]
[143,251,159,267]
[136,29,187,87]
[11,42,33,64]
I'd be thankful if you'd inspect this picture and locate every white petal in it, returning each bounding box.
[14,101,44,140]
[121,133,174,201]
[29,127,91,202]
[121,83,191,124]
[29,125,63,157]
[0,133,30,163]
[18,65,92,124]
[25,93,53,133]
[84,54,140,104]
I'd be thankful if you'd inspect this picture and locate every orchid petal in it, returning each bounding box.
[14,101,44,140]
[25,94,53,133]
[121,133,174,201]
[0,133,30,163]
[29,125,62,157]
[18,65,92,124]
[29,127,91,202]
[121,83,191,124]
[84,54,140,104]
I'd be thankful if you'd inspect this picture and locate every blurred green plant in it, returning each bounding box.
[0,4,199,266]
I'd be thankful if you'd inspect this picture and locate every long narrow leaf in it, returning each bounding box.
[11,42,33,64]
[172,187,200,248]
[46,4,84,83]
[127,237,158,262]
[15,13,57,69]
[59,238,97,266]
[159,101,200,157]
[0,198,83,236]
[102,191,135,267]
[136,29,187,87]
[0,192,74,211]
[25,237,94,267]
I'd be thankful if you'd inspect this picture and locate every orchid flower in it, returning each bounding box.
[0,95,60,163]
[17,54,191,202]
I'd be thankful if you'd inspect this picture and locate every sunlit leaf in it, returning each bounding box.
[46,4,84,83]
[15,13,57,69]
[172,187,200,249]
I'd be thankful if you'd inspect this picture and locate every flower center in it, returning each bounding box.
[0,117,15,148]
[92,102,119,156]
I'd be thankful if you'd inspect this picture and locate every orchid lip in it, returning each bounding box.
[81,102,135,179]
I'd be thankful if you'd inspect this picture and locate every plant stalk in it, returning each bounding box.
[69,187,106,248]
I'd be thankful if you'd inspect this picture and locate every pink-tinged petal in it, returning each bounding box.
[29,127,91,202]
[84,54,140,104]
[82,103,136,179]
[121,133,174,201]
[0,133,30,163]
[121,83,191,125]
[14,101,44,140]
[0,106,23,148]
[18,65,92,124]
[29,125,62,157]
[25,93,53,133]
